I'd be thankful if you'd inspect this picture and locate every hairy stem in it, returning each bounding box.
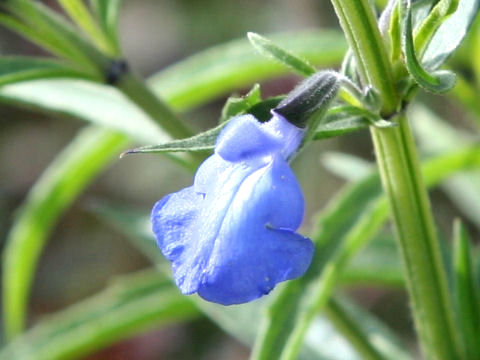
[330,0,461,358]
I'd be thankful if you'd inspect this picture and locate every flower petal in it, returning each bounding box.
[215,114,282,163]
[197,156,313,304]
[198,228,313,304]
[151,186,204,293]
[151,112,313,305]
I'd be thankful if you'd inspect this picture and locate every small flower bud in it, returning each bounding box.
[274,70,339,128]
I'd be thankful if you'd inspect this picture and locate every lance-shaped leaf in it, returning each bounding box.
[0,0,108,72]
[89,0,122,53]
[0,57,92,86]
[247,32,316,77]
[2,126,128,339]
[150,30,346,110]
[220,83,261,123]
[401,0,456,93]
[453,220,480,360]
[0,270,199,360]
[124,103,393,156]
[422,0,480,69]
[413,0,459,56]
[121,123,224,155]
[57,0,116,56]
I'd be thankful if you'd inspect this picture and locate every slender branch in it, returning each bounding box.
[370,115,460,360]
[330,1,462,359]
[115,69,194,140]
[330,0,398,116]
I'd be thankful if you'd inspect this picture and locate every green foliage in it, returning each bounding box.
[453,220,480,360]
[0,80,168,143]
[91,203,407,360]
[2,127,129,338]
[0,0,109,73]
[0,270,199,360]
[57,0,112,54]
[149,30,347,110]
[0,57,93,85]
[0,26,347,343]
[252,143,480,360]
[421,0,480,69]
[401,0,456,93]
[89,0,122,53]
[247,32,316,76]
[220,84,262,122]
[0,1,479,359]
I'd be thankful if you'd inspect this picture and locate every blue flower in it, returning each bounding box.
[151,112,314,305]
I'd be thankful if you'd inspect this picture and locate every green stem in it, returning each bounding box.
[330,0,398,116]
[116,70,194,140]
[325,299,384,360]
[331,1,461,359]
[370,117,460,360]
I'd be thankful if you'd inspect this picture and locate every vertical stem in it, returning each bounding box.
[330,0,398,116]
[330,0,461,358]
[370,117,460,360]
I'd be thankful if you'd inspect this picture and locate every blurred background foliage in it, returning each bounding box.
[0,0,478,359]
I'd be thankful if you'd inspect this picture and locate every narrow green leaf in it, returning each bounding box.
[314,106,372,140]
[314,105,395,141]
[411,0,436,28]
[121,122,224,155]
[220,83,261,123]
[149,30,347,110]
[123,98,377,157]
[57,0,116,56]
[0,270,199,360]
[0,80,169,144]
[247,32,316,76]
[2,126,129,339]
[326,297,410,360]
[422,0,480,69]
[252,143,480,360]
[341,235,404,288]
[401,0,456,93]
[0,1,105,71]
[413,0,459,56]
[385,0,402,61]
[0,31,346,139]
[314,116,370,139]
[121,94,282,156]
[321,152,373,181]
[340,50,360,86]
[0,14,87,68]
[0,31,346,143]
[93,204,401,360]
[453,220,480,360]
[90,0,122,52]
[0,57,92,85]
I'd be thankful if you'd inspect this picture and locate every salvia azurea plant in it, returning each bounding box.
[0,0,480,359]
